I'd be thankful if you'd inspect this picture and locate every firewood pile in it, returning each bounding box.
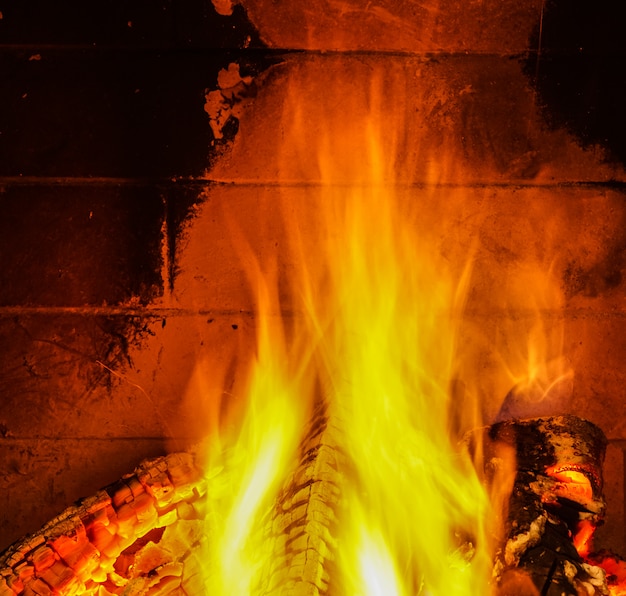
[1,411,624,595]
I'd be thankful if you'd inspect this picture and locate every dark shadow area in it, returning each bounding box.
[524,0,626,167]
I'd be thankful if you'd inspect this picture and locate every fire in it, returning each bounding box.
[573,520,596,558]
[166,59,603,595]
[188,70,506,593]
[3,60,623,596]
[546,466,594,505]
[305,176,494,593]
[197,269,308,592]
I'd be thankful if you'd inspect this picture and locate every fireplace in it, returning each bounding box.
[1,0,625,593]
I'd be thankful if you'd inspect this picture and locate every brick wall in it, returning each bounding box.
[1,0,625,559]
[0,0,267,549]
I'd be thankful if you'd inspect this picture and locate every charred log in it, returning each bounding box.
[254,398,344,596]
[488,415,610,595]
[0,401,345,596]
[0,453,206,596]
[2,411,622,595]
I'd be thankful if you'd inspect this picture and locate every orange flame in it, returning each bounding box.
[198,71,500,594]
[574,520,596,559]
[181,59,580,594]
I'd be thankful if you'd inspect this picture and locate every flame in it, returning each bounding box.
[544,466,597,559]
[493,263,574,419]
[197,266,309,593]
[185,62,578,594]
[269,73,496,593]
[299,174,494,594]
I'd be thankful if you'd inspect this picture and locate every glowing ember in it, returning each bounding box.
[574,520,596,558]
[546,467,595,504]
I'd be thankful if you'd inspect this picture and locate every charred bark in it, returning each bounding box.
[0,402,346,596]
[488,415,610,596]
[0,453,205,595]
[1,412,619,595]
[254,398,344,596]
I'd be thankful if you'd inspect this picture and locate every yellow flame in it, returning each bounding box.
[291,110,495,593]
[197,267,308,593]
[354,518,406,596]
[188,61,575,594]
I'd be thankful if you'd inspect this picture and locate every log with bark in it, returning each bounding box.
[1,410,621,595]
[487,415,610,596]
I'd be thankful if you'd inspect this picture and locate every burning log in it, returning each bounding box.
[0,400,346,596]
[3,411,625,595]
[0,453,206,596]
[254,398,343,595]
[487,415,611,595]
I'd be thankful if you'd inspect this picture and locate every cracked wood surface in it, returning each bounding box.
[0,401,346,596]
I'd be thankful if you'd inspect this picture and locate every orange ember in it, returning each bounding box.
[546,467,595,504]
[574,520,596,558]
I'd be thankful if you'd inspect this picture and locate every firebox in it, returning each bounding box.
[1,0,625,594]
